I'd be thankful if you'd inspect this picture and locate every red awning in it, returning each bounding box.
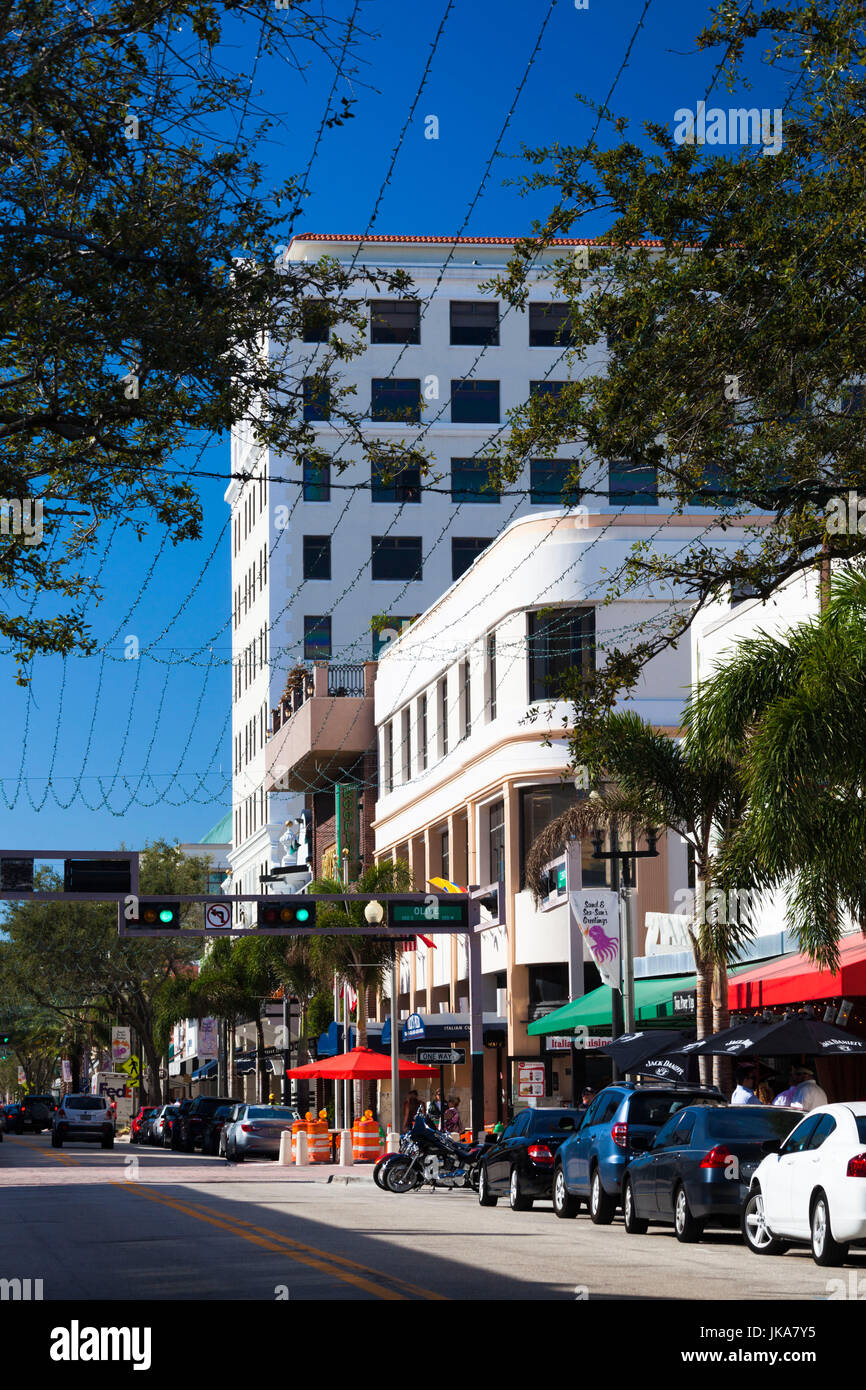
[285,1047,439,1081]
[729,934,866,1010]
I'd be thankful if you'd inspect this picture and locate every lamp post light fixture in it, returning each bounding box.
[364,899,400,1134]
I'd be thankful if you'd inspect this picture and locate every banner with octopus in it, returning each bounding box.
[569,889,621,990]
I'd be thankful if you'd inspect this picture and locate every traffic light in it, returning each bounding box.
[64,858,132,894]
[126,900,181,929]
[257,898,316,928]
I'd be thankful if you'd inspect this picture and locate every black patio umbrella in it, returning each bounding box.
[679,1014,866,1058]
[599,1030,697,1080]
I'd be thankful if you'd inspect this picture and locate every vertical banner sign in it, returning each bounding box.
[111,1026,132,1066]
[17,1066,26,1086]
[569,889,621,990]
[198,1017,218,1060]
[61,1059,72,1084]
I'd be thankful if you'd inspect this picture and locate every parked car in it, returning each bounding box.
[478,1107,583,1210]
[223,1104,300,1162]
[200,1103,236,1156]
[621,1103,802,1242]
[2,1102,19,1133]
[51,1094,115,1149]
[218,1105,243,1157]
[552,1082,726,1223]
[168,1098,195,1150]
[130,1106,158,1144]
[742,1102,866,1266]
[174,1096,242,1153]
[10,1094,56,1134]
[148,1104,179,1146]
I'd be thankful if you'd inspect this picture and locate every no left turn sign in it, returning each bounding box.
[205,901,232,929]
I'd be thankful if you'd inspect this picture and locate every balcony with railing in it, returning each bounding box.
[266,660,376,793]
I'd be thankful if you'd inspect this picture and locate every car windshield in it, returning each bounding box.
[856,1116,866,1143]
[65,1097,105,1110]
[628,1093,723,1126]
[706,1108,801,1141]
[246,1107,298,1120]
[197,1098,238,1115]
[530,1109,581,1134]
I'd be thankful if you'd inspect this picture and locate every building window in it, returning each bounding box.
[450,300,499,346]
[302,535,331,580]
[438,676,448,757]
[451,380,500,424]
[519,785,610,890]
[303,615,331,660]
[489,800,505,882]
[451,458,500,504]
[529,302,574,347]
[529,963,569,1009]
[303,458,330,501]
[371,458,422,503]
[451,536,491,579]
[530,379,567,400]
[418,693,428,771]
[371,378,422,423]
[440,827,450,881]
[372,616,410,658]
[460,659,471,739]
[401,707,411,783]
[371,537,423,581]
[384,721,394,793]
[487,630,497,720]
[370,299,421,345]
[609,460,658,506]
[530,458,582,506]
[303,377,330,421]
[301,300,329,343]
[528,606,595,701]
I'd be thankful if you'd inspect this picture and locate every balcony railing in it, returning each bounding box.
[270,663,367,734]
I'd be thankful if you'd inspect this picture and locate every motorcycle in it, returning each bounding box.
[373,1130,418,1190]
[384,1111,484,1194]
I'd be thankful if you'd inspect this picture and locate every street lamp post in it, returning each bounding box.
[591,823,659,1039]
[364,900,399,1135]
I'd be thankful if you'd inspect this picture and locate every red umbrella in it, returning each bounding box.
[285,1047,438,1080]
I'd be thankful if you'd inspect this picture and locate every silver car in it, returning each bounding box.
[223,1104,300,1162]
[149,1104,179,1146]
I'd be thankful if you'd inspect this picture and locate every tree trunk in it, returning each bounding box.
[712,960,732,1096]
[142,1034,162,1106]
[690,885,713,1088]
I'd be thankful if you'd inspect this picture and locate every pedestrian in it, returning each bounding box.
[772,1070,801,1107]
[427,1089,444,1126]
[731,1066,761,1104]
[402,1088,420,1131]
[787,1065,828,1112]
[576,1086,596,1117]
[755,1079,774,1104]
[444,1097,461,1133]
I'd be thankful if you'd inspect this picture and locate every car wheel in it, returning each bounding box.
[509,1167,533,1212]
[32,1126,42,1135]
[742,1189,788,1256]
[553,1165,580,1219]
[623,1178,649,1235]
[589,1168,616,1225]
[478,1163,498,1207]
[674,1185,703,1243]
[51,1130,61,1148]
[233,1146,244,1162]
[101,1134,114,1150]
[219,1135,227,1158]
[385,1156,421,1193]
[811,1192,848,1267]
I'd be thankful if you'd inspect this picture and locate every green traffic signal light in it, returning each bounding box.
[296,907,310,922]
[158,909,174,923]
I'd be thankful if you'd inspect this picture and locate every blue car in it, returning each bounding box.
[552,1082,725,1224]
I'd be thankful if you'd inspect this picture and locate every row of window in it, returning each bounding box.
[301,299,574,349]
[378,609,594,789]
[302,535,487,586]
[233,544,269,629]
[300,456,656,506]
[234,626,269,699]
[234,704,268,773]
[303,377,573,426]
[235,787,268,848]
[232,475,268,558]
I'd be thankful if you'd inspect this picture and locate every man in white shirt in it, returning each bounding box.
[788,1066,828,1111]
[731,1066,761,1104]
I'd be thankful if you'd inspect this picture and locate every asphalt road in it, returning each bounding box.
[1,1132,861,1301]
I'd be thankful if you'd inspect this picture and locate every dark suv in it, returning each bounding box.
[173,1096,241,1153]
[12,1094,56,1134]
[553,1082,725,1223]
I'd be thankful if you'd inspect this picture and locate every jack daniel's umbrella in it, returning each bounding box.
[680,1015,866,1057]
[598,1030,696,1080]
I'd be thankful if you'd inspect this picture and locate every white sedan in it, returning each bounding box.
[742,1102,866,1265]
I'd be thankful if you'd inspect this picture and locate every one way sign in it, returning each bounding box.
[417,1047,466,1065]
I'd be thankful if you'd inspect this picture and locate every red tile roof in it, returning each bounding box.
[288,233,666,249]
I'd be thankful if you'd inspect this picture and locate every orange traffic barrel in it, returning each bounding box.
[309,1109,330,1163]
[291,1112,311,1162]
[352,1109,380,1162]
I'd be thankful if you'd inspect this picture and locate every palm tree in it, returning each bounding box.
[527,712,749,1088]
[686,564,866,973]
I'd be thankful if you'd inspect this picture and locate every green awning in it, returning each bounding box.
[528,973,697,1036]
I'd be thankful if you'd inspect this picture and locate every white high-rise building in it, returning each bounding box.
[225,232,663,899]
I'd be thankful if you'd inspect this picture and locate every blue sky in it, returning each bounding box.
[0,0,792,853]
